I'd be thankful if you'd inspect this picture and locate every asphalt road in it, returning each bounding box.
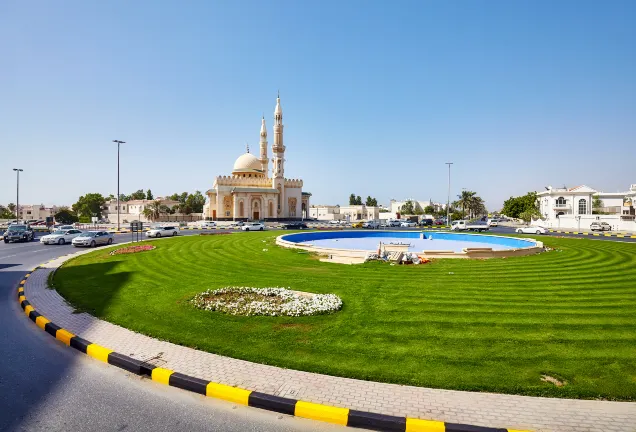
[0,231,348,432]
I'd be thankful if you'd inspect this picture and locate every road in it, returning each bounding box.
[0,230,347,432]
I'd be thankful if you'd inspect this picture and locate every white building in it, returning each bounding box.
[309,204,379,222]
[202,95,311,221]
[536,184,636,231]
[389,199,445,215]
[102,197,181,223]
[16,204,58,221]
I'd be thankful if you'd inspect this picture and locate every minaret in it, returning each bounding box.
[272,92,286,216]
[259,116,269,176]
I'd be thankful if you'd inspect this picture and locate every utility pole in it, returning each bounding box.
[113,140,126,231]
[445,162,453,227]
[13,168,23,223]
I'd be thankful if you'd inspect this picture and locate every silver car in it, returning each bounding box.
[72,231,114,247]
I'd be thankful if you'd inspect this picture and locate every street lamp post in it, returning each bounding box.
[113,140,126,231]
[13,168,23,223]
[445,162,453,226]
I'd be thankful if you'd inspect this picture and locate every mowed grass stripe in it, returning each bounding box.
[54,232,636,400]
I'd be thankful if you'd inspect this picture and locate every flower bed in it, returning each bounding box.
[110,245,156,255]
[191,287,342,317]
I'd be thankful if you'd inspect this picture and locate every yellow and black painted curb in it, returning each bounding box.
[547,229,634,238]
[17,268,530,432]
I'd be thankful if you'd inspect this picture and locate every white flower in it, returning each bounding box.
[191,287,342,317]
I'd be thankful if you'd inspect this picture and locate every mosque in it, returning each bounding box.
[203,95,311,221]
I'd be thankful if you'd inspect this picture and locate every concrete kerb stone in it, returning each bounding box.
[17,244,532,432]
[17,282,526,432]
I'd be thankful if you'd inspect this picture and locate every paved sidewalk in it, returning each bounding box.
[25,255,636,432]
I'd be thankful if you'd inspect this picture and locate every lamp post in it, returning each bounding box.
[13,168,23,223]
[113,140,126,231]
[445,162,453,226]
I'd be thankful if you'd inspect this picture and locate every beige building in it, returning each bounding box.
[102,197,181,223]
[309,205,379,222]
[203,95,311,221]
[17,204,57,221]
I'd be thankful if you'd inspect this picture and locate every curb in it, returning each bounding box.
[547,229,634,238]
[17,263,531,432]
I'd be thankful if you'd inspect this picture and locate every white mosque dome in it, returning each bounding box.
[232,152,263,174]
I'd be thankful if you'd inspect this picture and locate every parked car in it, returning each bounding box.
[199,221,217,228]
[3,225,34,243]
[362,221,380,228]
[40,229,84,245]
[516,226,546,235]
[400,221,417,228]
[283,222,308,229]
[146,226,180,238]
[488,219,499,227]
[387,220,401,227]
[451,220,489,232]
[419,219,433,227]
[329,220,342,225]
[351,222,364,228]
[72,231,114,247]
[590,221,611,231]
[230,221,245,227]
[242,222,265,231]
[49,224,74,232]
[434,219,445,225]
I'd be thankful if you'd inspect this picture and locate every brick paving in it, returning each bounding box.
[24,254,636,432]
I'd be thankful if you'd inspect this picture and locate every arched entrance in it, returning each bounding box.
[252,200,260,221]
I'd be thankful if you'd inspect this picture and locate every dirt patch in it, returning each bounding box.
[541,374,566,387]
[273,323,314,332]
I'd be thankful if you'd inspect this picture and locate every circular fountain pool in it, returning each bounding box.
[277,230,543,260]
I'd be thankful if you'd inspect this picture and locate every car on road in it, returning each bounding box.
[400,221,417,228]
[329,220,343,225]
[516,226,546,235]
[3,225,35,243]
[351,221,364,228]
[72,231,114,247]
[40,229,84,245]
[49,224,75,232]
[242,222,265,231]
[590,221,611,231]
[146,226,180,238]
[451,220,489,232]
[198,221,217,228]
[282,222,308,229]
[419,219,433,227]
[362,221,380,228]
[488,219,499,227]
[434,219,445,225]
[230,221,245,227]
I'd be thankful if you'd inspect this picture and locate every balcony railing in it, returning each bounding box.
[553,204,571,209]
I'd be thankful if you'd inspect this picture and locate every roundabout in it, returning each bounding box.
[49,232,636,401]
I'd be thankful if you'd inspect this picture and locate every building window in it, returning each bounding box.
[578,199,587,214]
[556,197,566,207]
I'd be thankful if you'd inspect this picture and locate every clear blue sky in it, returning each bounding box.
[1,0,634,210]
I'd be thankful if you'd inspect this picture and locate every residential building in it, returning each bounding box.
[16,204,58,221]
[102,197,181,223]
[536,184,636,231]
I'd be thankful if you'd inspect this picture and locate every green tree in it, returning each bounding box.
[365,196,378,207]
[592,196,603,214]
[186,191,206,213]
[7,203,16,213]
[349,194,356,205]
[146,189,154,200]
[129,189,146,200]
[54,209,79,224]
[454,191,477,218]
[72,193,106,218]
[400,200,415,215]
[502,192,539,219]
[519,208,541,223]
[355,195,362,205]
[0,205,14,219]
[142,200,163,222]
[423,205,435,215]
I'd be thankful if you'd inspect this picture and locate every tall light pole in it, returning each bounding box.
[445,162,453,226]
[13,168,23,223]
[113,140,126,230]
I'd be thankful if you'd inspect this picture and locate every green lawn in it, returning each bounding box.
[52,233,636,400]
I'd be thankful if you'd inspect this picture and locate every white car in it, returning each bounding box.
[488,219,499,227]
[329,220,342,225]
[40,229,84,245]
[242,222,265,231]
[145,226,180,238]
[362,221,380,228]
[516,226,546,235]
[199,221,217,228]
[400,221,417,227]
[49,224,75,233]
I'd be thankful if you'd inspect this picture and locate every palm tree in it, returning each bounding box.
[142,200,163,222]
[455,191,476,219]
[469,196,486,218]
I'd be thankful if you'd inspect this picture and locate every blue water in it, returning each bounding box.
[282,231,535,253]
